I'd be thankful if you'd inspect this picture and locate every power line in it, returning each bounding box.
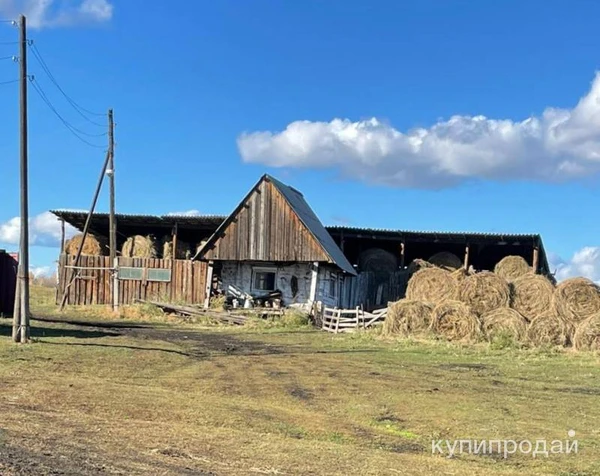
[0,79,17,85]
[29,77,106,149]
[0,55,15,60]
[29,41,105,126]
[0,41,17,45]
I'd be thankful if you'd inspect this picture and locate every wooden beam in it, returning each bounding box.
[204,261,214,309]
[309,261,319,304]
[60,218,66,254]
[463,244,470,270]
[400,241,405,267]
[532,246,539,274]
[170,223,178,301]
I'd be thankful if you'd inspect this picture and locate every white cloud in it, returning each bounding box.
[549,247,600,284]
[30,265,54,278]
[165,210,202,217]
[238,73,600,188]
[0,211,77,247]
[0,0,113,29]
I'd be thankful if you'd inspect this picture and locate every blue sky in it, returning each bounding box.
[0,0,600,280]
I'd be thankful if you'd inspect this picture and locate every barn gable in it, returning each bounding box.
[199,175,356,275]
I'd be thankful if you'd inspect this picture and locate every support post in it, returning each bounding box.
[204,261,214,309]
[170,223,178,302]
[532,246,539,274]
[400,241,405,268]
[309,261,319,305]
[464,244,470,270]
[60,218,66,254]
[17,14,30,343]
[112,256,119,312]
[108,109,116,262]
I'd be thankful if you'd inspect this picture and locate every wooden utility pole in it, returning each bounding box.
[14,14,30,343]
[108,109,116,261]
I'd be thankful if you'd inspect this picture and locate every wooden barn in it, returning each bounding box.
[0,250,18,316]
[52,173,552,312]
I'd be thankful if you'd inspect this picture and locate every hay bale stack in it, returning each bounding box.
[451,267,470,287]
[428,251,462,271]
[573,314,600,351]
[162,238,191,259]
[383,299,433,337]
[407,258,434,275]
[65,233,104,256]
[526,311,571,347]
[553,277,600,324]
[406,267,457,305]
[121,235,157,258]
[481,307,528,342]
[358,248,398,273]
[430,300,482,341]
[457,271,510,317]
[494,255,532,282]
[510,274,554,322]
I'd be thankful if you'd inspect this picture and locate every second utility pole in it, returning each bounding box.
[108,109,116,261]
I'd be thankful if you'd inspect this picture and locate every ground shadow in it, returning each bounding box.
[0,320,118,340]
[32,316,155,329]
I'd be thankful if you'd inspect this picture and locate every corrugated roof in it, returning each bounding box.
[325,225,541,240]
[267,175,356,275]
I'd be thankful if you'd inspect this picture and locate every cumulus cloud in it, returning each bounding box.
[165,210,202,217]
[238,73,600,188]
[549,247,600,284]
[30,265,54,278]
[0,211,77,247]
[0,0,113,29]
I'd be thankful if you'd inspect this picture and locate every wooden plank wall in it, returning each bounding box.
[56,254,207,306]
[342,270,410,311]
[203,180,330,262]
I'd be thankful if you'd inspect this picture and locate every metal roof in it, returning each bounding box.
[324,225,541,240]
[267,175,356,275]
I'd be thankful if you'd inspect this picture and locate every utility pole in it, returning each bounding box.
[108,109,115,261]
[14,14,30,343]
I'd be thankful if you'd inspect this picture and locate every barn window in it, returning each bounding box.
[252,268,276,292]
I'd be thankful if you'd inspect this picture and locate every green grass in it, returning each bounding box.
[0,285,597,474]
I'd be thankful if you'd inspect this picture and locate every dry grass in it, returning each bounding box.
[428,251,462,270]
[553,277,600,324]
[383,299,433,337]
[406,258,434,275]
[121,235,157,258]
[0,286,599,475]
[430,300,482,342]
[510,274,554,322]
[481,307,528,343]
[573,313,600,351]
[65,233,104,256]
[406,267,457,304]
[457,271,510,316]
[526,310,571,347]
[493,255,532,281]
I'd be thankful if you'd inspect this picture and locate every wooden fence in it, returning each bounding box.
[57,254,208,306]
[321,305,388,333]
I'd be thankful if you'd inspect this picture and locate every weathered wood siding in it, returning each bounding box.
[203,180,331,262]
[56,254,207,306]
[0,251,18,314]
[342,270,410,311]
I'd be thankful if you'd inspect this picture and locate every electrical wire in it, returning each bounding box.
[0,79,17,85]
[0,55,15,60]
[0,41,17,45]
[30,78,106,149]
[29,41,106,126]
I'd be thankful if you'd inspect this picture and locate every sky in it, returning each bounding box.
[0,0,600,281]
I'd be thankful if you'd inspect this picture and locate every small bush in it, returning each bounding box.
[280,309,310,327]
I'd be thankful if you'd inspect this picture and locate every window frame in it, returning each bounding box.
[251,267,277,293]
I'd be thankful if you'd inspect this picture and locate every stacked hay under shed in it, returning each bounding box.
[428,251,462,271]
[162,238,192,259]
[121,235,157,258]
[382,254,600,351]
[65,233,105,256]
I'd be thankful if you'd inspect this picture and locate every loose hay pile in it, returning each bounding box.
[428,251,462,271]
[162,238,192,259]
[383,300,433,337]
[407,258,434,275]
[65,233,104,256]
[573,314,600,351]
[510,274,555,322]
[430,300,481,341]
[553,277,600,324]
[482,307,528,342]
[457,271,510,317]
[406,268,457,305]
[121,235,157,258]
[526,311,571,347]
[494,255,532,281]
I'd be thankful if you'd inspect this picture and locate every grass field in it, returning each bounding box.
[0,286,598,475]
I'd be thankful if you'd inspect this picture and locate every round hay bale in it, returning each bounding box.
[526,310,571,347]
[407,258,434,275]
[494,255,532,282]
[553,277,600,324]
[406,267,458,305]
[383,299,434,337]
[573,314,600,351]
[430,300,482,341]
[428,251,462,271]
[457,271,510,316]
[482,307,528,342]
[162,238,191,259]
[451,267,470,287]
[358,248,398,273]
[65,233,104,256]
[510,274,554,322]
[121,235,157,258]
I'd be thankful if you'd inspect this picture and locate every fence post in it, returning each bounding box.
[112,256,119,312]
